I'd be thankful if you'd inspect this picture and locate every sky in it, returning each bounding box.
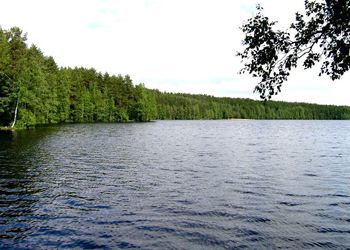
[0,0,349,106]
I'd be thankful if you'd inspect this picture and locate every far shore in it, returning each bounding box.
[0,127,15,131]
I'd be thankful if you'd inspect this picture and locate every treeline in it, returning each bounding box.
[153,91,350,120]
[1,27,350,128]
[0,27,157,128]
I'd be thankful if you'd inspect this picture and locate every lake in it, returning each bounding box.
[1,120,350,249]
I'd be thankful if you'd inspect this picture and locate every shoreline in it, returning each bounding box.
[1,118,349,131]
[0,127,15,131]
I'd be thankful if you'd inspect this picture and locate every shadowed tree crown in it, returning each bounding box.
[237,0,349,100]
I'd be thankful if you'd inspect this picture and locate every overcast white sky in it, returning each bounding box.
[0,0,349,105]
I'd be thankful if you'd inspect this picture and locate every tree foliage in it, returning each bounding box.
[238,0,350,99]
[153,90,350,120]
[1,26,350,128]
[0,27,158,128]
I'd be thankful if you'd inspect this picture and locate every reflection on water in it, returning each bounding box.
[1,121,350,249]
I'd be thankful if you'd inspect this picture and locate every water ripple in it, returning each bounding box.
[1,121,350,249]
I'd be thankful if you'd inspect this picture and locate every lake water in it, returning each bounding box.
[1,120,350,249]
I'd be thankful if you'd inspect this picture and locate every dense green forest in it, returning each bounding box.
[153,91,350,120]
[1,27,350,128]
[0,27,157,128]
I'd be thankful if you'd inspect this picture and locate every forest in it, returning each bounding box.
[1,27,350,128]
[153,91,350,120]
[0,27,157,128]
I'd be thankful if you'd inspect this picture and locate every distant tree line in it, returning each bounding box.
[153,91,350,120]
[1,27,350,128]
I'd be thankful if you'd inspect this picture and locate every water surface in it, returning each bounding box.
[1,120,350,249]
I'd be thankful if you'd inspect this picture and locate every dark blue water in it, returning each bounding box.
[1,120,350,249]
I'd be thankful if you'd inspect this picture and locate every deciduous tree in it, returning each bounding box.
[238,0,350,99]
